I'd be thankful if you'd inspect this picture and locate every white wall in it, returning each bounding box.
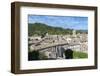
[0,0,100,76]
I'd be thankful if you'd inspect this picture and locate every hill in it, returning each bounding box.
[28,23,87,36]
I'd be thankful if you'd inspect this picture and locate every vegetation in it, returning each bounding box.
[73,51,88,59]
[28,23,87,36]
[64,49,88,59]
[28,51,39,60]
[64,49,73,59]
[28,50,88,60]
[28,50,48,60]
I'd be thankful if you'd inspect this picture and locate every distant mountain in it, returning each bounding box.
[81,30,88,32]
[28,23,87,36]
[76,30,88,34]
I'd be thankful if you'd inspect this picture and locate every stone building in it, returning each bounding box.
[28,31,88,59]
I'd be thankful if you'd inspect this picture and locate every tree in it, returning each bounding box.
[64,49,73,59]
[28,51,39,60]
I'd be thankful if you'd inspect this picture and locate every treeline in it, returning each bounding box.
[28,23,87,36]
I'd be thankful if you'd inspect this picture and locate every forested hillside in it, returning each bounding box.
[28,23,87,36]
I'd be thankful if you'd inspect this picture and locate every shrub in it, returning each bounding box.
[28,51,39,60]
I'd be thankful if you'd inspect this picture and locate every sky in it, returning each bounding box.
[28,15,88,30]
